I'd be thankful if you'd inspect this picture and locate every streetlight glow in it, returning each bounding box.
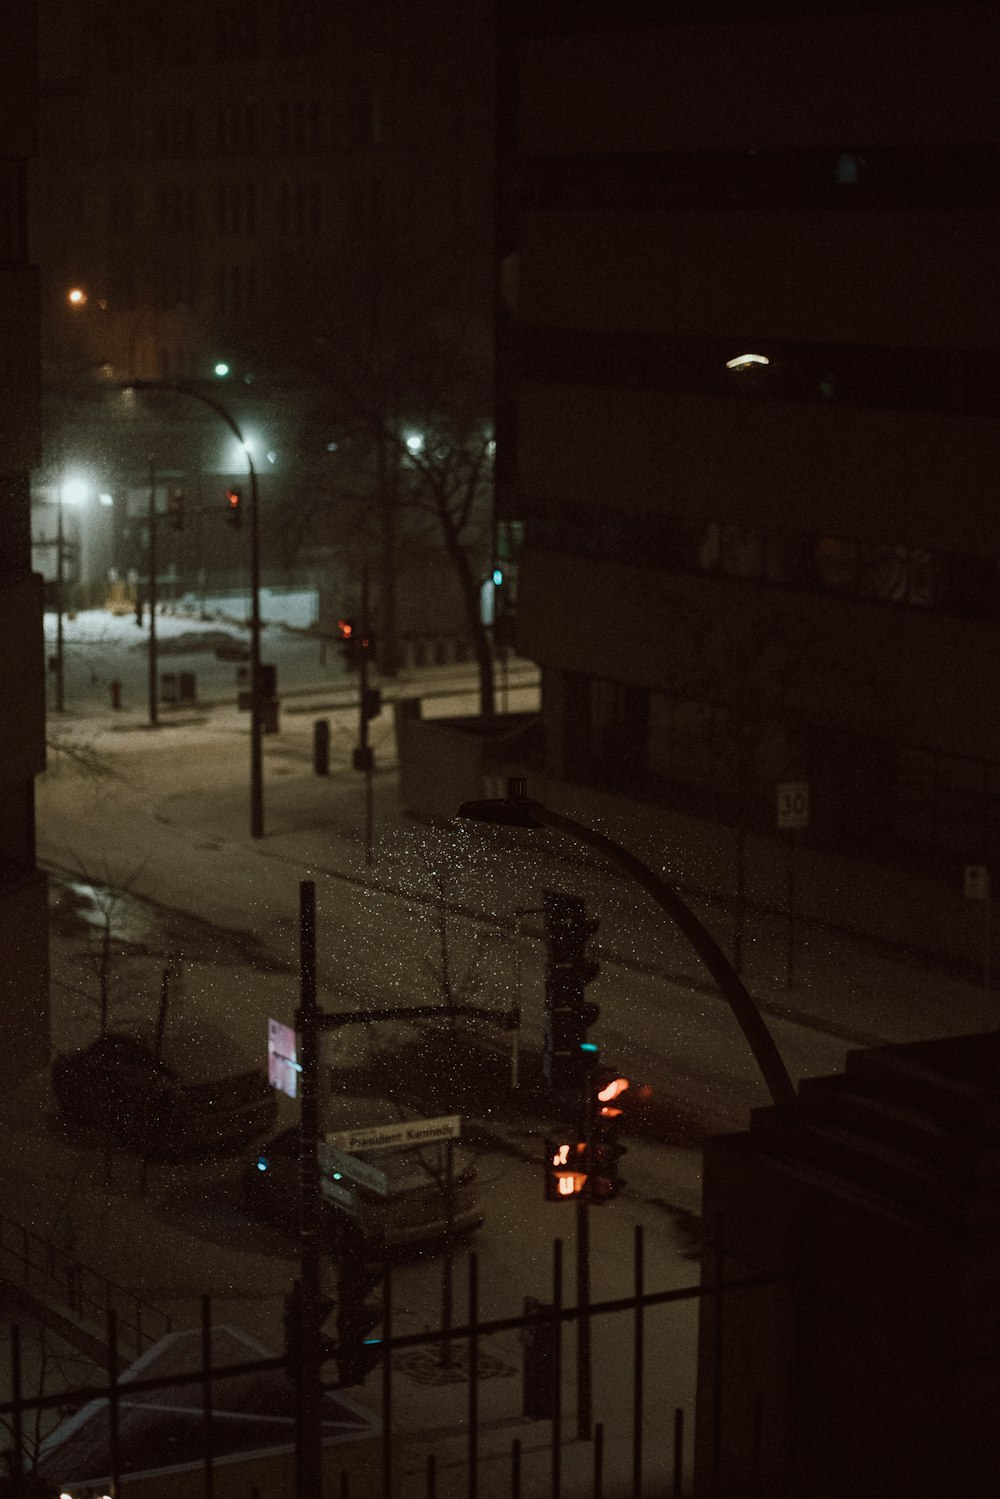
[67,287,87,306]
[214,361,230,377]
[60,477,90,506]
[405,431,424,454]
[725,353,770,369]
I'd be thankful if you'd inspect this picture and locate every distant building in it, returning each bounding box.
[32,0,495,667]
[498,3,1000,956]
[0,1,49,1080]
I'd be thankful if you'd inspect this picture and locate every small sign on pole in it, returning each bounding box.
[319,1141,390,1198]
[267,1018,300,1098]
[776,781,810,831]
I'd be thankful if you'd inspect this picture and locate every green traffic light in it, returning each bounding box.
[214,361,230,377]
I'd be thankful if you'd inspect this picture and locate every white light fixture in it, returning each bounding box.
[405,432,424,455]
[725,353,770,370]
[61,477,89,505]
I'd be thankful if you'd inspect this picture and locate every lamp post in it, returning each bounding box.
[122,381,264,838]
[457,778,797,1111]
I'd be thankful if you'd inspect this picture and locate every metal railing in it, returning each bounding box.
[0,1212,172,1359]
[0,1222,787,1499]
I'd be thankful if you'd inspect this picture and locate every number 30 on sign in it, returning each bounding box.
[776,782,810,831]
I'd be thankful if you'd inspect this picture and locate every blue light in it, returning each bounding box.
[256,1156,268,1172]
[580,1042,599,1054]
[492,567,503,586]
[332,1172,342,1181]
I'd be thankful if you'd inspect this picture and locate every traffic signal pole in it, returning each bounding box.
[576,1070,594,1440]
[147,460,159,727]
[360,564,374,866]
[296,881,324,1499]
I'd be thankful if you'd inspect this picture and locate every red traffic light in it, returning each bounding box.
[225,488,243,528]
[544,1138,588,1201]
[596,1074,630,1119]
[338,618,354,641]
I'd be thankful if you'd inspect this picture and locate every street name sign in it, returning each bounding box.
[319,1141,390,1198]
[267,1018,300,1099]
[325,1114,461,1154]
[776,781,810,831]
[320,1175,359,1214]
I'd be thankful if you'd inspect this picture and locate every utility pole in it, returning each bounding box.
[147,461,158,727]
[55,492,65,713]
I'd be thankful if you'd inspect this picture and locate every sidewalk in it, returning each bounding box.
[13,657,1000,1491]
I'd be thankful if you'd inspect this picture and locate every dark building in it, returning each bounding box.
[32,0,494,666]
[0,2,49,1082]
[498,3,1000,960]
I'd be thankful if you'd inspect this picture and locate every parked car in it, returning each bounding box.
[52,1032,277,1161]
[242,1098,482,1252]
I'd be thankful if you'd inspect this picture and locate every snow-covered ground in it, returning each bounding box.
[44,604,342,715]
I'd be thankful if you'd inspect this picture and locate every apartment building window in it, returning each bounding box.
[278,4,325,56]
[896,746,1000,863]
[216,4,259,62]
[217,263,260,317]
[157,185,198,235]
[276,100,323,154]
[217,183,257,235]
[277,183,322,236]
[218,103,259,154]
[155,107,196,157]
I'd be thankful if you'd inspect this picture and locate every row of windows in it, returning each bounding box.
[516,325,1000,419]
[514,144,1000,214]
[121,182,329,239]
[571,672,1000,867]
[126,96,381,161]
[527,507,1000,622]
[104,1,384,71]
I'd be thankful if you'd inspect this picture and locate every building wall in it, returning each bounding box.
[500,4,1000,896]
[0,1,50,1083]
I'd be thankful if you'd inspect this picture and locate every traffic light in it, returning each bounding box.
[167,488,186,531]
[333,1230,386,1387]
[225,487,243,529]
[542,890,601,1090]
[587,1068,629,1203]
[544,1136,588,1201]
[338,617,358,669]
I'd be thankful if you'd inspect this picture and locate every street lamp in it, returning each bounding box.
[121,380,265,838]
[457,778,797,1111]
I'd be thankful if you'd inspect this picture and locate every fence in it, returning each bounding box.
[0,1213,172,1361]
[0,1224,787,1499]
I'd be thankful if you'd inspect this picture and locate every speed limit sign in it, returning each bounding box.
[777,781,810,831]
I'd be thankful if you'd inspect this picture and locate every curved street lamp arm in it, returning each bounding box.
[531,805,798,1110]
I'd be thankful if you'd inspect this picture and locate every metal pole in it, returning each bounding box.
[576,1070,593,1441]
[551,1236,563,1499]
[55,494,65,712]
[441,1139,455,1367]
[785,833,795,991]
[467,1251,479,1499]
[201,1294,215,1499]
[148,460,158,726]
[295,879,323,1499]
[632,1224,644,1499]
[249,453,263,837]
[360,562,373,865]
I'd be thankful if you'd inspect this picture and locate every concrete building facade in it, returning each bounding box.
[497,3,1000,954]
